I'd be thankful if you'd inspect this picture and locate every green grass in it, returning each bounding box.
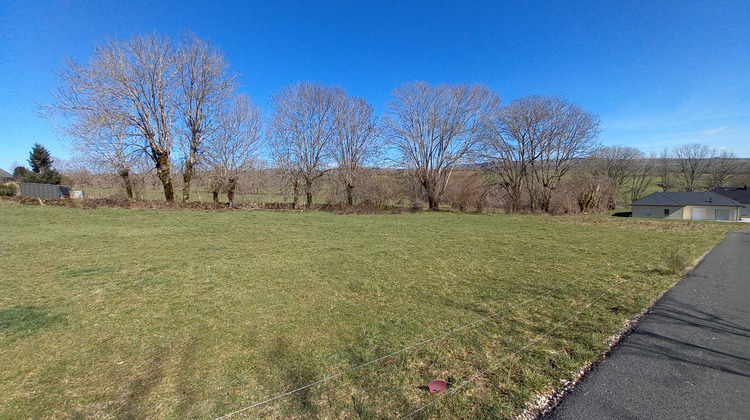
[0,200,741,418]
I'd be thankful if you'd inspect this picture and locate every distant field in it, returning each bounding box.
[0,201,741,418]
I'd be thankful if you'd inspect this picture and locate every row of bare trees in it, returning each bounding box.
[568,143,743,213]
[482,95,601,212]
[43,33,382,207]
[42,32,260,204]
[667,144,738,192]
[41,31,603,210]
[267,84,601,211]
[43,32,743,212]
[269,82,379,207]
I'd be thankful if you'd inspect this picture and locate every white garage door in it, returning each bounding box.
[691,208,706,220]
[715,209,730,221]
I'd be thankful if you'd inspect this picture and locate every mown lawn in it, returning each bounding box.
[0,200,740,419]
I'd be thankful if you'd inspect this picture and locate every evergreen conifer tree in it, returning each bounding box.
[23,144,62,184]
[29,143,54,173]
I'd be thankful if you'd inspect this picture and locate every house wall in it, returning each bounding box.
[632,205,740,221]
[681,205,740,221]
[665,207,684,220]
[632,206,683,219]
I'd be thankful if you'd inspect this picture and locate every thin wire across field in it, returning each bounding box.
[215,246,656,419]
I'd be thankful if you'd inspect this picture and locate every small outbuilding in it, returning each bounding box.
[631,191,742,221]
[707,186,750,217]
[19,182,71,199]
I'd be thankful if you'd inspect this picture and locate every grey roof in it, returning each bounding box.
[708,186,750,205]
[0,168,12,179]
[631,191,742,207]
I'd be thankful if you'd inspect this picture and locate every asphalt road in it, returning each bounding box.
[542,228,750,420]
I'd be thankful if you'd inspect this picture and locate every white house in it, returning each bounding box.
[708,186,750,217]
[631,191,742,221]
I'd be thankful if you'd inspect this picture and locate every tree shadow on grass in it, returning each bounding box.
[113,338,209,419]
[264,335,320,415]
[0,305,65,341]
[116,345,168,420]
[173,337,201,417]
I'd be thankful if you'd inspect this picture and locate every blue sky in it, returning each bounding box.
[1,0,748,171]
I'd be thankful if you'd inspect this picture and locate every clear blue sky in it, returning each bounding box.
[1,0,748,171]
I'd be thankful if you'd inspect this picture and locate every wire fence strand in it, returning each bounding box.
[400,256,630,418]
[214,246,655,419]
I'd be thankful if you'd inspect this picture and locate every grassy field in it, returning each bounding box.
[0,200,741,419]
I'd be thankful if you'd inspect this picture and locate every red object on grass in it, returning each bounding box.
[428,379,447,395]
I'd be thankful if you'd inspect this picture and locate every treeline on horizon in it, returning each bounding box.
[17,31,747,213]
[9,144,747,215]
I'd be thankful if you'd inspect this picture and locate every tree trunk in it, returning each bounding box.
[428,195,440,211]
[293,178,299,209]
[305,177,314,206]
[538,193,551,213]
[227,177,237,207]
[346,183,354,206]
[423,177,443,211]
[510,192,521,213]
[119,169,134,201]
[155,152,175,202]
[182,157,194,202]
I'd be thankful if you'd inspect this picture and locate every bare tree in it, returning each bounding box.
[707,149,737,188]
[269,150,304,208]
[482,110,528,212]
[45,33,180,201]
[69,114,141,199]
[175,31,238,202]
[329,91,380,205]
[489,95,600,213]
[657,148,673,191]
[589,146,655,206]
[674,143,713,191]
[590,146,641,191]
[45,32,240,202]
[625,152,656,203]
[269,82,336,207]
[569,167,615,214]
[203,95,264,206]
[46,83,142,199]
[385,82,501,210]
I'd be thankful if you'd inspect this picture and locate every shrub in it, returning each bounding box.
[664,248,687,275]
[442,171,487,213]
[0,182,18,196]
[23,170,62,185]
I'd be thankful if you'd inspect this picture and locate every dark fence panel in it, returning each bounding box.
[19,182,70,199]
